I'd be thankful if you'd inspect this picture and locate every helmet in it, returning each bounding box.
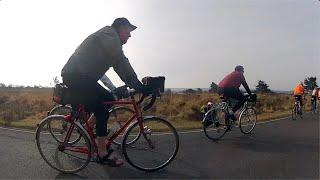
[235,65,244,72]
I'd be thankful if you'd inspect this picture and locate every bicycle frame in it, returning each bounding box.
[220,98,252,123]
[60,95,145,155]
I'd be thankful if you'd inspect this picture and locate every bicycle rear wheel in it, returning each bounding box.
[292,105,298,120]
[203,108,228,140]
[239,107,257,134]
[122,117,179,171]
[48,105,72,115]
[36,115,92,174]
[311,101,317,114]
[47,105,82,144]
[47,114,82,144]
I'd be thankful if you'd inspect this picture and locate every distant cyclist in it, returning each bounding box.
[293,82,306,109]
[218,65,253,120]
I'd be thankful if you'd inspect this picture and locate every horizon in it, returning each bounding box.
[0,83,300,92]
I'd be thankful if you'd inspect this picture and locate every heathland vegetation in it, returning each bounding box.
[0,86,313,130]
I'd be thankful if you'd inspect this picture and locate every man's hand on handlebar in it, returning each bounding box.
[112,85,129,99]
[112,84,154,100]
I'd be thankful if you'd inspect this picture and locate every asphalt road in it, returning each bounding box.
[0,114,318,179]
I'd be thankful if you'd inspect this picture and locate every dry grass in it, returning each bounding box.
[0,88,52,128]
[0,88,312,130]
[141,92,308,130]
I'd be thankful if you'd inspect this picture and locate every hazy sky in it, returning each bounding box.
[0,0,319,90]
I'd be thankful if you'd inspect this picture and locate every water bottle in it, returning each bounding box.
[107,122,121,139]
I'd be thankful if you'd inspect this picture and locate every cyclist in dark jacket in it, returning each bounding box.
[61,17,143,166]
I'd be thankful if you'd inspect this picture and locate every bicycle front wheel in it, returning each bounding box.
[203,109,228,140]
[122,117,179,171]
[36,115,92,174]
[239,107,257,134]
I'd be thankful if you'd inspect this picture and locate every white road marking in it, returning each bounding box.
[0,126,35,134]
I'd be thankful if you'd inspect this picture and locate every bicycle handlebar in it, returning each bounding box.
[114,76,165,111]
[244,93,257,102]
[126,87,160,111]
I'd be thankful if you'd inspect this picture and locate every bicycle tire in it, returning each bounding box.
[239,107,257,134]
[292,106,297,120]
[48,105,82,144]
[298,104,303,119]
[122,116,179,171]
[48,105,72,116]
[203,109,228,141]
[36,115,92,174]
[311,101,317,114]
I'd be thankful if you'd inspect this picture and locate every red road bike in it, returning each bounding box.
[36,80,179,173]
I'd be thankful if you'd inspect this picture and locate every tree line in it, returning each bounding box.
[181,76,318,94]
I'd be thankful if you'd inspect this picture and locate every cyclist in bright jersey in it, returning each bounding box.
[218,65,252,120]
[293,82,305,107]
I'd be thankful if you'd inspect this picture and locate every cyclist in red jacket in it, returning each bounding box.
[218,65,253,120]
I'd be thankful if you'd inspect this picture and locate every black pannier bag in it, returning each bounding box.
[52,83,72,105]
[141,76,165,95]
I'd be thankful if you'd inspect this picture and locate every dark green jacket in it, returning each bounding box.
[61,26,141,89]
